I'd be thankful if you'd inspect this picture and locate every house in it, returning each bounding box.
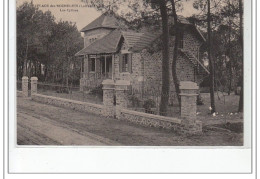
[75,13,209,98]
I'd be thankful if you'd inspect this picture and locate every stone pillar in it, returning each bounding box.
[102,79,115,117]
[31,77,38,95]
[179,81,199,120]
[115,80,130,118]
[179,81,202,135]
[80,78,84,91]
[22,76,29,97]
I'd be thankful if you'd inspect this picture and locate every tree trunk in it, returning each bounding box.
[227,0,232,95]
[207,0,216,113]
[171,0,181,107]
[159,0,170,116]
[38,62,41,79]
[23,39,29,76]
[238,0,243,112]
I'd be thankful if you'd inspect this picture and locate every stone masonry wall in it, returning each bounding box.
[183,29,203,57]
[140,31,203,98]
[118,108,202,134]
[31,80,202,135]
[177,53,195,82]
[32,94,105,116]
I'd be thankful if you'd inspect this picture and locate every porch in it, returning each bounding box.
[80,54,114,90]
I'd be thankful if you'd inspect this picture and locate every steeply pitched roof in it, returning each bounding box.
[75,29,122,56]
[80,14,119,32]
[130,32,161,52]
[121,31,143,48]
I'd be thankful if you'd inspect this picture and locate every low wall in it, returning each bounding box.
[31,94,105,117]
[31,94,201,135]
[119,108,182,130]
[118,108,202,134]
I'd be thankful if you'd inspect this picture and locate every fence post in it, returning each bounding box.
[22,76,29,97]
[115,80,130,119]
[102,79,115,117]
[179,81,202,135]
[31,77,38,95]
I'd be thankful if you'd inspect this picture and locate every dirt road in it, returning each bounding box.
[17,97,243,146]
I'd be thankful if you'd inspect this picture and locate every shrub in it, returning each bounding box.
[197,94,204,105]
[128,95,142,108]
[89,85,103,98]
[143,99,156,114]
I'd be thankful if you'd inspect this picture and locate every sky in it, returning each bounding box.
[17,0,199,31]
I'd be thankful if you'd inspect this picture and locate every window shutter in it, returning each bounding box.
[128,53,132,73]
[119,54,122,73]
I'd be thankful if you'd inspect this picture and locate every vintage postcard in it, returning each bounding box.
[6,0,254,174]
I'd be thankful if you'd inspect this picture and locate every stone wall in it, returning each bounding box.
[31,79,202,135]
[31,94,105,116]
[183,28,203,57]
[118,108,182,130]
[117,108,202,135]
[177,53,196,82]
[138,30,204,101]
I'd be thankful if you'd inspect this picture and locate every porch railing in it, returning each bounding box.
[81,72,112,80]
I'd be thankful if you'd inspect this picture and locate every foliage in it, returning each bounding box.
[143,99,156,113]
[89,85,103,98]
[17,2,83,85]
[128,95,142,108]
[197,94,204,105]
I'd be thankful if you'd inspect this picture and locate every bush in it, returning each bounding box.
[143,99,156,114]
[197,94,204,105]
[128,95,142,108]
[89,85,103,98]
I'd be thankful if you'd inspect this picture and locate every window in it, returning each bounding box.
[81,58,84,72]
[90,58,95,72]
[120,54,132,73]
[122,54,128,72]
[89,37,98,43]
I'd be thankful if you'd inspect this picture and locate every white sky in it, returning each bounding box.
[17,0,199,31]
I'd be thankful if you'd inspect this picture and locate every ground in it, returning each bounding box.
[168,92,243,126]
[17,95,243,146]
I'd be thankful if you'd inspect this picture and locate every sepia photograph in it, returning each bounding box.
[15,0,246,146]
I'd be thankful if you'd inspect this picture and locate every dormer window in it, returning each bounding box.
[89,37,98,43]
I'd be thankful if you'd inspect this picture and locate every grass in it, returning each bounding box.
[167,92,243,126]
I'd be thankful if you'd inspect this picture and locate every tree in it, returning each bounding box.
[156,0,170,116]
[17,2,83,84]
[238,0,243,112]
[170,0,181,106]
[17,2,43,78]
[193,0,217,113]
[207,0,216,113]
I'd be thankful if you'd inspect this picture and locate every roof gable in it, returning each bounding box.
[76,29,122,55]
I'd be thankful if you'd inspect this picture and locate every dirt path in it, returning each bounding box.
[17,97,243,146]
